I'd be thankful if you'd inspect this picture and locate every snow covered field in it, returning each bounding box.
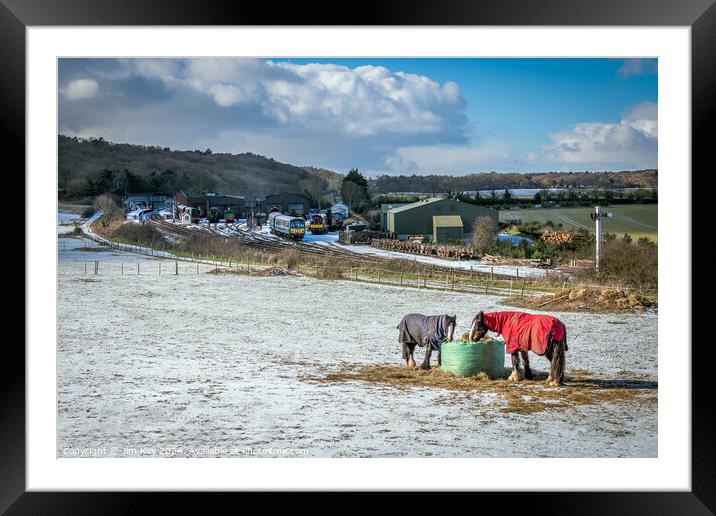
[57,236,657,458]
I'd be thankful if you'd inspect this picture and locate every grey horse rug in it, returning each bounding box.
[397,313,454,359]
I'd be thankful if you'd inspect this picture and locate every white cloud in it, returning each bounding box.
[539,101,657,169]
[116,58,466,138]
[62,79,99,100]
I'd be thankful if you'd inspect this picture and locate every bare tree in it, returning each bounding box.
[471,215,497,255]
[93,193,124,227]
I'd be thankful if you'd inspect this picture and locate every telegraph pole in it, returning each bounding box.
[595,206,602,270]
[590,206,612,271]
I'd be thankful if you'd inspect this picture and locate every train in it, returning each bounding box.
[309,213,327,234]
[188,207,201,224]
[224,208,236,224]
[330,212,345,231]
[208,207,222,224]
[268,212,306,240]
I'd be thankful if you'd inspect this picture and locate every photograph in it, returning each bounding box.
[56,56,660,459]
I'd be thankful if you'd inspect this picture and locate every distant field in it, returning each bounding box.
[499,204,658,241]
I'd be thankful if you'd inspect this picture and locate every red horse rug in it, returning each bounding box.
[483,311,567,356]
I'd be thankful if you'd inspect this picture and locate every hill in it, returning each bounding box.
[58,135,344,202]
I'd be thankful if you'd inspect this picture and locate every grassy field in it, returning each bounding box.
[499,204,658,241]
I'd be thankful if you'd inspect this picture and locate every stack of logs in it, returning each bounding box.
[372,238,474,260]
[540,231,587,244]
[481,254,552,268]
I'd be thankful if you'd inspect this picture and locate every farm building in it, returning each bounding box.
[386,197,498,241]
[175,191,246,217]
[380,203,409,232]
[433,215,464,243]
[260,193,310,216]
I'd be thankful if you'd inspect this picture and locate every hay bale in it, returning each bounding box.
[441,338,505,378]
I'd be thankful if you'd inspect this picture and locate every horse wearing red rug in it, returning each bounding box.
[469,311,568,386]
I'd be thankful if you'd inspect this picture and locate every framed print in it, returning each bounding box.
[7,0,713,512]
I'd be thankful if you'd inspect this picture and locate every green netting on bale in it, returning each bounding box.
[441,339,506,378]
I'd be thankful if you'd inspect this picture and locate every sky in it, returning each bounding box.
[58,58,657,176]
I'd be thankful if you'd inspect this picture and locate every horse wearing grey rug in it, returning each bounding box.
[397,313,456,369]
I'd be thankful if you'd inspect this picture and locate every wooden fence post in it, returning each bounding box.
[484,278,489,294]
[175,261,179,275]
[121,263,124,275]
[490,266,493,280]
[84,263,87,275]
[137,262,140,275]
[516,268,520,278]
[521,280,525,298]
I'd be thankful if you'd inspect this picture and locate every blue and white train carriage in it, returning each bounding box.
[268,212,306,240]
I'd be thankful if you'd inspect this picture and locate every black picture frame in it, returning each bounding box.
[6,0,711,512]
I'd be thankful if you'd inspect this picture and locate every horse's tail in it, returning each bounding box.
[551,339,566,384]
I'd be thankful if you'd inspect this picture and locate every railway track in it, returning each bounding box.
[147,215,544,279]
[149,215,369,263]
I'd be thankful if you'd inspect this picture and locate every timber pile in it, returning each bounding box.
[540,231,588,244]
[481,254,551,268]
[372,238,474,260]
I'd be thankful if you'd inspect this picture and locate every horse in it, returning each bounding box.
[397,313,456,370]
[469,310,568,386]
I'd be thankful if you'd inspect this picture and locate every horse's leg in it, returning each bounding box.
[507,352,521,381]
[544,347,554,384]
[548,341,566,387]
[420,344,432,370]
[406,343,417,368]
[521,350,533,380]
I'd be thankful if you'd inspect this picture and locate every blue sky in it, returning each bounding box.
[58,58,657,176]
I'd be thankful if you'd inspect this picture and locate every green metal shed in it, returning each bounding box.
[386,197,498,240]
[433,215,464,243]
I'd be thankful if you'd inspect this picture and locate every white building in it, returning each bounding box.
[331,202,349,218]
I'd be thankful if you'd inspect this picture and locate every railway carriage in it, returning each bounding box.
[268,212,306,240]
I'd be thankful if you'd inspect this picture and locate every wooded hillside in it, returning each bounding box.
[58,135,344,201]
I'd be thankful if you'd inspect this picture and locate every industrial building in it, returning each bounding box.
[260,192,310,216]
[175,191,246,217]
[123,193,172,211]
[380,203,409,232]
[385,197,498,242]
